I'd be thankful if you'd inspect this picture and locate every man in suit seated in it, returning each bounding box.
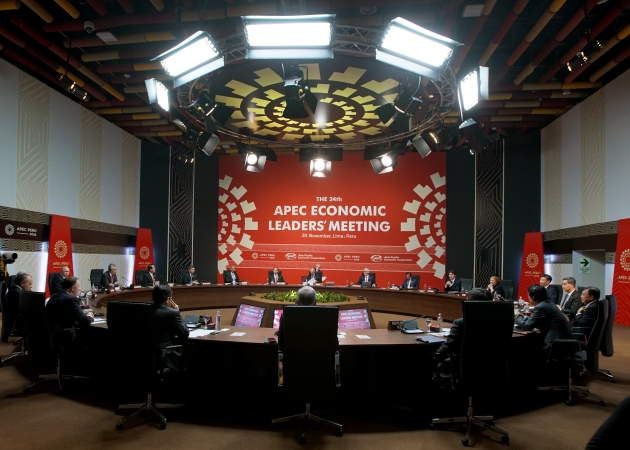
[401,272,419,290]
[304,267,321,284]
[50,265,70,296]
[268,267,285,284]
[539,273,558,304]
[574,286,600,335]
[140,264,159,287]
[277,286,317,351]
[151,285,188,372]
[444,269,461,292]
[46,277,94,355]
[223,266,240,285]
[181,266,199,285]
[434,288,493,377]
[357,268,376,287]
[6,271,33,337]
[558,276,581,322]
[100,264,119,290]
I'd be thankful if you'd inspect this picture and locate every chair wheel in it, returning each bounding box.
[462,438,469,446]
[598,401,605,407]
[565,400,574,406]
[159,423,166,430]
[116,423,123,430]
[501,436,509,443]
[299,437,305,445]
[337,430,343,437]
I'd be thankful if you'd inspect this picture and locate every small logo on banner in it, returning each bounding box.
[620,249,630,271]
[526,253,539,268]
[252,253,258,259]
[54,240,68,258]
[140,246,150,260]
[335,254,342,261]
[371,255,383,262]
[4,224,14,236]
[285,253,296,260]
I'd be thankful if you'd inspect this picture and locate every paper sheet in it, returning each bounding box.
[189,329,214,337]
[355,335,371,339]
[91,318,106,324]
[230,332,246,337]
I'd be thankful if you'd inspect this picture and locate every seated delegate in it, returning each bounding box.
[223,266,240,285]
[357,268,376,287]
[268,267,285,284]
[444,269,461,292]
[574,286,600,334]
[487,275,505,299]
[304,267,321,284]
[401,272,418,290]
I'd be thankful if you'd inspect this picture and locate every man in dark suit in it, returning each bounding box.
[4,272,33,340]
[558,276,581,322]
[357,268,376,287]
[277,286,316,351]
[539,274,558,303]
[268,267,285,284]
[46,277,94,353]
[515,285,573,354]
[140,264,159,287]
[151,285,188,372]
[305,267,321,284]
[444,269,461,292]
[401,272,419,290]
[314,264,323,280]
[181,266,199,285]
[223,266,240,284]
[50,265,70,296]
[100,264,119,289]
[574,286,600,334]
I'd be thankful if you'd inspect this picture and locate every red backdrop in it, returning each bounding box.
[133,228,154,284]
[517,232,544,301]
[613,218,630,325]
[45,214,74,298]
[217,151,447,287]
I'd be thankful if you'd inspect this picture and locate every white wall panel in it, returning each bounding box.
[100,123,123,225]
[0,59,19,207]
[560,105,582,229]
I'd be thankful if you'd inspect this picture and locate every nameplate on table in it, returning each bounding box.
[133,285,142,289]
[387,320,404,330]
[201,282,212,286]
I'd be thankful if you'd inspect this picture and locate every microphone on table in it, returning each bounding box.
[121,276,132,287]
[399,315,425,332]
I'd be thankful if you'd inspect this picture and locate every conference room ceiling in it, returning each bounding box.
[1,0,629,154]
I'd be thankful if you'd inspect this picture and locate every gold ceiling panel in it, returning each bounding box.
[337,133,357,140]
[254,116,271,122]
[264,89,283,100]
[340,125,355,131]
[301,63,321,80]
[351,95,376,104]
[251,97,271,107]
[283,126,300,132]
[382,93,398,103]
[320,97,333,103]
[322,128,337,134]
[247,108,266,114]
[254,68,283,87]
[303,129,318,134]
[332,100,347,106]
[311,84,330,94]
[363,104,377,111]
[267,122,284,128]
[362,78,399,94]
[332,87,357,97]
[354,120,370,127]
[358,127,381,135]
[255,129,280,136]
[226,80,257,97]
[231,111,246,120]
[215,95,243,108]
[328,67,366,84]
[310,135,330,141]
[282,133,303,140]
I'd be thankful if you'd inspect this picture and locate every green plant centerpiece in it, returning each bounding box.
[262,290,350,303]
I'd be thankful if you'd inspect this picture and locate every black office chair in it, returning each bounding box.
[549,284,563,304]
[460,278,473,292]
[500,279,514,299]
[90,269,103,289]
[0,281,25,366]
[431,301,513,446]
[598,295,617,382]
[107,301,184,430]
[411,275,420,288]
[47,272,59,295]
[300,275,309,283]
[136,270,150,286]
[539,298,607,406]
[272,305,342,444]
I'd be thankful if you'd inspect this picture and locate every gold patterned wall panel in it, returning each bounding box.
[581,90,606,226]
[542,120,562,231]
[79,108,102,221]
[121,132,139,227]
[16,71,49,214]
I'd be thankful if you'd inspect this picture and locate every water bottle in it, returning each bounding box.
[346,279,349,287]
[437,313,443,332]
[215,310,221,331]
[387,281,391,289]
[423,284,427,291]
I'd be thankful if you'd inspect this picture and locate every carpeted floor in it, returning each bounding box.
[1,312,629,450]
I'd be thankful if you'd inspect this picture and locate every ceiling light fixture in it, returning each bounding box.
[145,78,170,112]
[363,145,404,174]
[375,77,424,132]
[236,142,277,172]
[58,74,89,102]
[457,66,489,119]
[282,64,318,119]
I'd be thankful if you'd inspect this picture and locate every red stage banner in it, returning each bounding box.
[134,228,154,284]
[612,218,630,325]
[217,152,447,287]
[517,232,544,301]
[45,215,74,298]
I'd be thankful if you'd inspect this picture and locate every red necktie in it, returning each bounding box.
[365,276,368,282]
[110,275,113,284]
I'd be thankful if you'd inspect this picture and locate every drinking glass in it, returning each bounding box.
[202,315,210,328]
[425,317,432,330]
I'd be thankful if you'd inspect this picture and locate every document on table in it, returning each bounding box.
[416,335,444,343]
[355,335,371,339]
[189,329,214,338]
[92,318,106,324]
[230,332,246,337]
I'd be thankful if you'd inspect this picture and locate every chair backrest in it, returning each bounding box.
[411,275,420,285]
[584,298,608,373]
[601,295,616,357]
[577,286,586,296]
[19,291,52,366]
[180,269,189,284]
[501,279,514,299]
[549,284,563,303]
[301,275,308,283]
[459,301,514,395]
[460,278,473,291]
[135,270,149,285]
[0,281,12,343]
[282,305,339,402]
[107,301,156,393]
[90,269,103,288]
[47,272,58,293]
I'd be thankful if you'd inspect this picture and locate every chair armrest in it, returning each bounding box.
[335,351,341,388]
[277,351,284,386]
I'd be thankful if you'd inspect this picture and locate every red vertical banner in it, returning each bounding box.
[612,218,630,325]
[517,232,544,301]
[45,215,74,298]
[133,228,154,284]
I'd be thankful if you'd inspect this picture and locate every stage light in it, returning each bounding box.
[457,66,488,119]
[376,17,462,79]
[410,133,433,158]
[58,74,90,102]
[236,142,277,172]
[310,159,331,177]
[145,78,170,112]
[459,119,499,154]
[299,147,342,177]
[375,77,423,132]
[243,14,335,59]
[185,128,219,156]
[363,143,405,174]
[189,90,234,126]
[282,64,318,119]
[152,31,224,88]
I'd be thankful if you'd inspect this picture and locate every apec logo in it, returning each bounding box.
[285,253,297,260]
[371,255,383,262]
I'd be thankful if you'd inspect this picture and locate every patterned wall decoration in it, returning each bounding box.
[72,244,129,255]
[0,238,47,252]
[168,146,194,283]
[69,216,137,235]
[16,71,49,214]
[475,140,504,286]
[0,206,49,224]
[580,90,606,226]
[77,253,100,289]
[542,221,617,241]
[121,133,139,227]
[542,120,562,232]
[544,254,573,264]
[79,107,103,221]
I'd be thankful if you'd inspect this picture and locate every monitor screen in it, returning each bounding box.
[338,308,371,330]
[234,303,266,328]
[272,309,284,328]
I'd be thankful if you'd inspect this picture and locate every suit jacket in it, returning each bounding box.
[46,290,94,340]
[50,272,64,296]
[515,300,572,352]
[437,317,463,356]
[559,290,581,320]
[489,284,505,298]
[545,285,559,303]
[357,274,376,286]
[152,303,189,372]
[223,271,240,284]
[305,273,322,283]
[268,273,285,284]
[314,270,323,280]
[181,271,197,285]
[4,285,23,337]
[401,278,419,290]
[574,301,598,333]
[100,271,118,289]
[444,278,461,292]
[140,271,157,287]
